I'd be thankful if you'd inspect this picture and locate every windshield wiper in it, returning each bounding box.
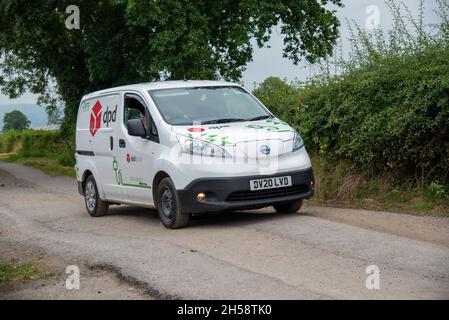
[247,115,273,121]
[202,118,246,124]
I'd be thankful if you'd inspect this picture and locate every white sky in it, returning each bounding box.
[0,0,440,104]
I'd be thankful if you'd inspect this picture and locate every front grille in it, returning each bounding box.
[226,184,309,202]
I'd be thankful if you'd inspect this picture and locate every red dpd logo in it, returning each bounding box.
[90,101,102,136]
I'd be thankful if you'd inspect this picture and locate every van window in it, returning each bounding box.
[124,95,146,124]
[148,86,271,126]
[124,94,158,141]
[123,94,159,142]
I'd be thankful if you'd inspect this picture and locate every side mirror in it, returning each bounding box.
[127,119,146,138]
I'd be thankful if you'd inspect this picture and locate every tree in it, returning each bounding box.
[47,106,63,125]
[252,77,299,125]
[2,110,30,132]
[0,0,342,130]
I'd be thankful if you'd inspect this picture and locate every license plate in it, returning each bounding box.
[250,176,292,191]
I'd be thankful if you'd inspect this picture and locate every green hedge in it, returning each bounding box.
[0,130,22,153]
[0,130,75,166]
[253,45,449,187]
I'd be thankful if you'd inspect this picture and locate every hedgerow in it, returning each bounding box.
[254,0,449,188]
[0,130,75,166]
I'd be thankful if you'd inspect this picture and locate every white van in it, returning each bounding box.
[75,81,314,228]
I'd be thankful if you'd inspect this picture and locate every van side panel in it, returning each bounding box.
[76,93,122,201]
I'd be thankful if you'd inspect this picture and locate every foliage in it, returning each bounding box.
[0,130,75,166]
[0,262,52,284]
[2,110,30,132]
[0,0,342,129]
[426,182,448,200]
[47,107,63,125]
[254,1,449,189]
[297,45,449,187]
[306,153,449,216]
[0,129,22,152]
[252,77,300,127]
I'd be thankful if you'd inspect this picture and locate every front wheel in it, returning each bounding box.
[273,200,303,214]
[84,175,109,217]
[157,177,190,229]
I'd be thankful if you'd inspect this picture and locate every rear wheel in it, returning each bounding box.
[273,200,303,214]
[157,177,190,229]
[84,175,109,217]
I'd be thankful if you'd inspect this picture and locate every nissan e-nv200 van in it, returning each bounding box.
[75,81,314,228]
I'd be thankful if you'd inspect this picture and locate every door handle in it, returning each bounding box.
[110,136,114,150]
[119,139,126,148]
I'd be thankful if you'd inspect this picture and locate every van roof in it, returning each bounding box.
[81,80,238,100]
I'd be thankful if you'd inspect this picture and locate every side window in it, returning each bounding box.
[124,94,159,142]
[124,95,145,125]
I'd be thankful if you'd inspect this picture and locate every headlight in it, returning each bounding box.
[177,136,232,158]
[292,131,304,152]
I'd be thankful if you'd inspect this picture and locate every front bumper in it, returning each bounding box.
[177,167,314,213]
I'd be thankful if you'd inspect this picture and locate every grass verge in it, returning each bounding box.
[0,153,75,178]
[309,154,449,218]
[0,262,55,284]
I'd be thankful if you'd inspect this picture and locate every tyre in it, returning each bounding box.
[273,200,303,214]
[157,177,189,229]
[84,175,109,217]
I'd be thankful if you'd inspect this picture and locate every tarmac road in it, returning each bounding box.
[0,161,448,299]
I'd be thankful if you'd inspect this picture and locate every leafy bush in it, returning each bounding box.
[20,130,60,157]
[254,1,449,189]
[252,77,300,127]
[297,45,449,186]
[426,182,448,200]
[0,130,75,166]
[0,130,22,153]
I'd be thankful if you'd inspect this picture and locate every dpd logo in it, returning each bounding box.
[103,105,117,127]
[89,101,102,137]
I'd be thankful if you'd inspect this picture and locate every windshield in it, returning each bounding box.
[148,86,271,125]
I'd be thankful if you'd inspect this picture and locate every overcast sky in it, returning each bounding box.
[0,0,440,105]
[241,0,440,88]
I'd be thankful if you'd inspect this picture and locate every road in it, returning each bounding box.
[0,161,448,299]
